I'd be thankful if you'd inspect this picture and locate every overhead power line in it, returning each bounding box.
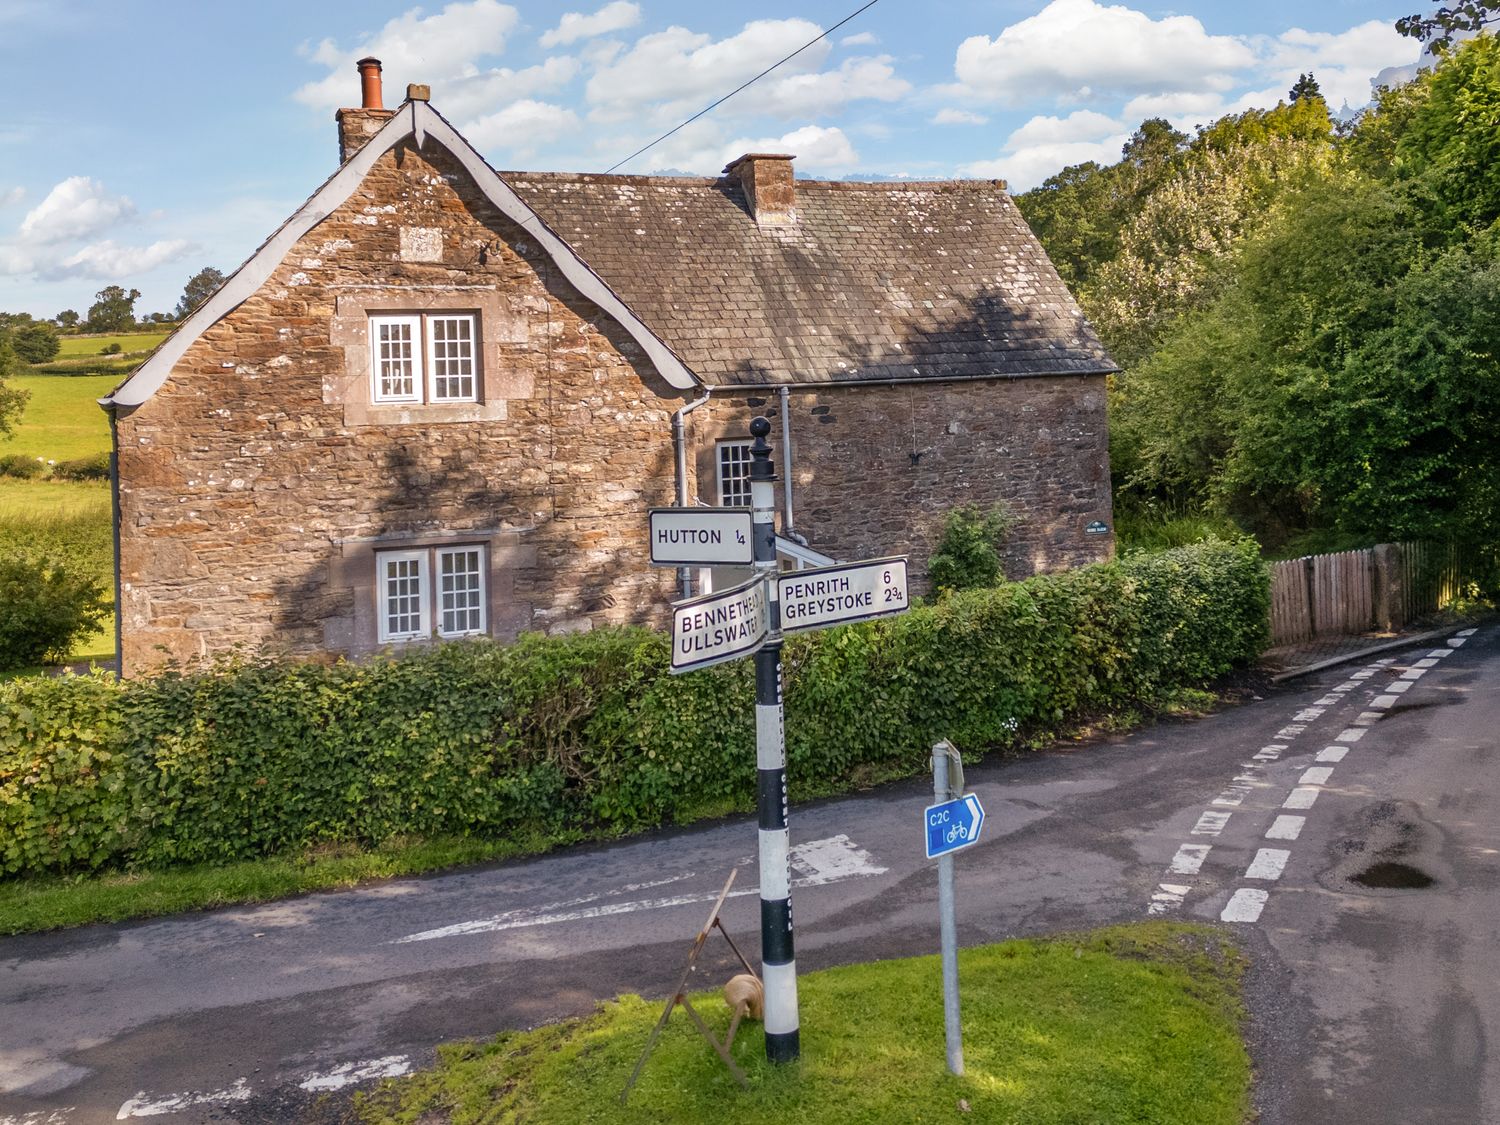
[604,0,882,175]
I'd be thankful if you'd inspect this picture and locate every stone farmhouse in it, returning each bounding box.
[102,60,1117,675]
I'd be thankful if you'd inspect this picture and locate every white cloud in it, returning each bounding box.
[540,1,640,48]
[585,19,830,123]
[932,108,988,126]
[965,136,1129,191]
[295,0,521,111]
[438,56,582,123]
[841,31,878,46]
[465,100,582,157]
[40,238,194,280]
[1264,20,1417,112]
[952,0,1255,103]
[1004,109,1122,148]
[1121,90,1234,125]
[0,186,23,207]
[750,55,910,119]
[18,177,135,244]
[636,121,860,177]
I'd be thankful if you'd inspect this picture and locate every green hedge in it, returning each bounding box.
[0,540,1268,878]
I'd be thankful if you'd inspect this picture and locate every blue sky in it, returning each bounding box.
[0,0,1422,320]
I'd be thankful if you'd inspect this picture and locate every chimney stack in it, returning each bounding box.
[724,153,796,228]
[336,57,397,164]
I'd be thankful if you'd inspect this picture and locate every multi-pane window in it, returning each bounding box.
[377,545,487,642]
[717,440,753,506]
[370,313,479,404]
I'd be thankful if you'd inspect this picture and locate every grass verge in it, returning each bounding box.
[0,831,576,935]
[357,922,1250,1125]
[0,374,117,461]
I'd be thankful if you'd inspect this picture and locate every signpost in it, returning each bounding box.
[778,557,908,633]
[669,577,769,674]
[927,740,984,1076]
[651,416,912,1065]
[649,507,754,567]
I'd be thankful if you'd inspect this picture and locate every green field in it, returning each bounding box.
[0,375,116,461]
[55,331,170,358]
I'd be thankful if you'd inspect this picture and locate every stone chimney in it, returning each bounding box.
[336,57,397,163]
[724,153,796,228]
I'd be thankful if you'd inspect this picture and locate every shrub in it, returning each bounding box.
[100,342,123,356]
[928,503,1017,595]
[0,553,111,671]
[0,540,1268,877]
[0,454,46,480]
[51,453,112,482]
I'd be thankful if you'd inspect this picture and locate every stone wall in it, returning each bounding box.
[116,138,687,673]
[692,378,1114,586]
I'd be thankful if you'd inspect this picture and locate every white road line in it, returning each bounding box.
[1414,658,1439,668]
[391,834,886,944]
[1351,670,1375,680]
[1388,681,1412,693]
[1316,746,1348,763]
[1147,883,1192,915]
[1275,725,1305,740]
[1246,848,1290,880]
[1294,707,1325,722]
[1169,844,1212,875]
[1314,695,1341,706]
[1371,695,1399,708]
[1353,711,1382,726]
[1222,888,1269,923]
[1,1112,75,1125]
[1449,638,1467,647]
[299,1056,411,1092]
[1400,668,1427,680]
[1300,766,1334,785]
[1335,727,1367,743]
[1266,815,1305,841]
[1285,787,1320,809]
[1212,789,1247,807]
[117,1082,251,1119]
[1456,628,1476,637]
[1193,810,1232,836]
[1426,649,1452,659]
[1374,657,1396,665]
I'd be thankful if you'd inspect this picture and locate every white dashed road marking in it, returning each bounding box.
[1371,695,1399,708]
[1316,746,1348,763]
[1222,888,1269,923]
[117,1081,251,1119]
[1169,844,1212,875]
[1335,727,1367,743]
[299,1056,412,1092]
[1193,811,1232,836]
[1266,815,1305,841]
[1246,848,1291,880]
[1285,786,1320,810]
[1300,766,1335,786]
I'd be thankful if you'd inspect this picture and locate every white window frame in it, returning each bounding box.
[716,439,754,507]
[376,543,488,643]
[369,312,479,405]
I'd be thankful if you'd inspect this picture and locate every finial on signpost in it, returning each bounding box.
[749,416,774,480]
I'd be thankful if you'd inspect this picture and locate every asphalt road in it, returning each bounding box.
[1,624,1493,1124]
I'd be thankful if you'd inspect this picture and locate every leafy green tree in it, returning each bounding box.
[55,309,80,330]
[0,331,28,439]
[1397,1,1499,48]
[11,322,60,364]
[1289,73,1323,103]
[175,267,224,319]
[927,503,1017,595]
[85,286,140,334]
[0,553,109,671]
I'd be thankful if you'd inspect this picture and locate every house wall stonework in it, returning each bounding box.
[116,139,686,673]
[693,379,1113,586]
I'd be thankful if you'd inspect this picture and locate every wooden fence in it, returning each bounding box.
[1269,542,1494,646]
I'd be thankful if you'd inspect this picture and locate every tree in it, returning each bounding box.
[1289,73,1322,103]
[85,286,140,334]
[11,322,60,364]
[175,267,225,319]
[55,309,80,330]
[1397,2,1500,49]
[0,331,27,439]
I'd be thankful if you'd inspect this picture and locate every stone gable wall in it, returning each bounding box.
[116,139,686,673]
[693,378,1114,585]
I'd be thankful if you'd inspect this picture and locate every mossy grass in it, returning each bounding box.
[357,922,1250,1125]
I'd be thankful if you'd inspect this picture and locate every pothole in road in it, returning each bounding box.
[1350,861,1435,889]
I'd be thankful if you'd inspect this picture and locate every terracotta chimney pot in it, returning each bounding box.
[357,57,384,109]
[336,56,397,164]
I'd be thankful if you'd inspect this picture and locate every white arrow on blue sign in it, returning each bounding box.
[924,793,986,859]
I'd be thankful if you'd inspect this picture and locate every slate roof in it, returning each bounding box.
[506,171,1117,387]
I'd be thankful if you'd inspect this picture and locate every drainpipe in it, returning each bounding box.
[672,388,711,597]
[104,402,123,676]
[778,386,808,546]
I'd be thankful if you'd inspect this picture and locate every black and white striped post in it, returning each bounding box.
[748,415,800,1063]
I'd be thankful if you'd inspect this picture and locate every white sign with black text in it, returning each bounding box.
[669,577,770,674]
[777,557,909,634]
[649,507,755,567]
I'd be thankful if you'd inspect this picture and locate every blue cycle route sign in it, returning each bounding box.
[924,794,986,859]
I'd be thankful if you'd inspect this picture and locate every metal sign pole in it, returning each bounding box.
[749,415,799,1064]
[933,742,964,1076]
